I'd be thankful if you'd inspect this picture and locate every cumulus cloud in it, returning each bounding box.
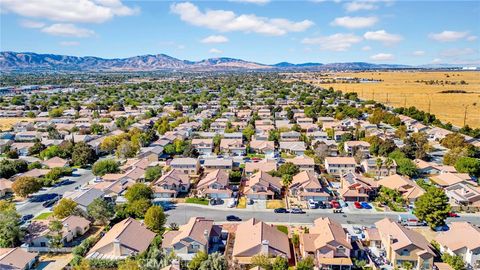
[364,30,402,44]
[428,31,469,42]
[439,48,477,58]
[370,53,394,61]
[343,0,393,12]
[20,19,45,28]
[60,41,80,46]
[1,0,139,23]
[41,23,95,37]
[209,48,223,54]
[361,46,372,51]
[302,33,362,51]
[412,50,425,56]
[170,2,314,36]
[331,16,378,29]
[201,35,229,44]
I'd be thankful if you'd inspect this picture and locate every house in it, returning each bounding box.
[191,139,214,155]
[63,188,105,211]
[280,131,300,141]
[375,218,435,270]
[340,172,378,202]
[14,131,39,142]
[285,156,315,172]
[170,158,200,175]
[244,171,282,200]
[299,217,353,269]
[152,170,190,198]
[25,215,90,251]
[0,178,13,197]
[279,141,306,156]
[430,172,474,188]
[232,218,291,265]
[42,156,68,168]
[10,142,34,156]
[249,139,275,158]
[435,222,480,269]
[444,182,480,208]
[324,157,357,177]
[377,174,425,204]
[0,248,37,270]
[203,158,233,171]
[289,171,330,201]
[414,159,457,175]
[360,157,397,178]
[343,141,370,157]
[244,160,277,175]
[220,139,246,156]
[162,217,222,261]
[196,169,232,199]
[87,218,156,260]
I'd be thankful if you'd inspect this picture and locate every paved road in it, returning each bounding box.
[166,204,480,226]
[16,169,94,216]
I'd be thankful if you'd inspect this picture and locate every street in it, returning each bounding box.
[166,204,480,226]
[15,169,94,216]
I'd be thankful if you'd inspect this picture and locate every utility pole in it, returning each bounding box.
[464,105,469,127]
[428,99,431,114]
[386,93,389,104]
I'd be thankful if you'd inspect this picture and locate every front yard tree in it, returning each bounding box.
[414,187,450,229]
[144,205,167,233]
[125,183,153,202]
[272,256,288,270]
[296,256,315,270]
[0,201,21,248]
[251,254,271,270]
[454,157,480,177]
[87,198,114,225]
[53,198,78,219]
[72,142,97,167]
[12,176,41,198]
[92,159,119,176]
[188,251,208,270]
[47,220,64,248]
[145,166,163,182]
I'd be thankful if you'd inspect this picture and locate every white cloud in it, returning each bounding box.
[209,48,223,54]
[439,48,477,58]
[229,0,270,4]
[20,19,45,28]
[201,35,229,44]
[331,16,378,29]
[1,0,139,23]
[364,30,402,44]
[302,33,362,51]
[41,23,95,37]
[370,53,394,61]
[361,46,371,51]
[60,41,80,46]
[170,2,313,36]
[467,35,478,41]
[432,58,442,64]
[344,1,378,12]
[428,31,469,42]
[412,50,425,56]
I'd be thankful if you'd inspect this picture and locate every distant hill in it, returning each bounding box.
[0,51,466,72]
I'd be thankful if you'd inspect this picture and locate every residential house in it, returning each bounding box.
[220,139,246,156]
[63,188,105,211]
[0,178,13,198]
[414,159,457,175]
[0,248,37,270]
[152,170,190,198]
[244,160,277,176]
[196,169,232,199]
[430,173,474,188]
[444,183,480,209]
[14,131,39,142]
[375,218,435,270]
[162,217,222,261]
[344,141,370,157]
[361,157,397,178]
[244,171,282,200]
[340,172,378,202]
[279,141,306,156]
[232,218,291,265]
[170,158,200,175]
[280,131,300,141]
[324,157,357,177]
[435,222,480,269]
[249,139,275,158]
[87,218,156,260]
[203,158,233,171]
[299,217,353,270]
[191,139,214,156]
[42,156,68,168]
[285,156,315,172]
[289,171,330,202]
[377,174,425,204]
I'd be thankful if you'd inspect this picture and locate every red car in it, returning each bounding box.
[448,212,459,218]
[354,201,362,209]
[330,200,341,209]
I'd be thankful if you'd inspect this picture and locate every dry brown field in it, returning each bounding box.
[300,71,480,128]
[0,117,32,131]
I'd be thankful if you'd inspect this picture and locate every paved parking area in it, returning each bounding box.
[246,199,266,210]
[343,202,377,214]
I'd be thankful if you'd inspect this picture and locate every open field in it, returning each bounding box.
[0,117,32,131]
[300,71,480,128]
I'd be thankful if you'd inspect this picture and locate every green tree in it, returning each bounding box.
[441,253,466,270]
[251,254,272,270]
[296,256,314,270]
[145,166,163,182]
[144,205,167,233]
[53,198,78,219]
[47,220,64,248]
[12,176,41,197]
[414,187,450,229]
[92,159,119,176]
[272,256,288,270]
[199,252,227,270]
[189,251,208,270]
[72,142,97,167]
[28,142,46,156]
[116,140,139,159]
[454,157,480,177]
[440,133,466,149]
[118,259,141,270]
[87,198,114,225]
[126,198,151,218]
[125,183,153,202]
[0,201,21,247]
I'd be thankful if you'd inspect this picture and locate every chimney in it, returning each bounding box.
[261,240,269,255]
[346,232,351,243]
[113,238,121,257]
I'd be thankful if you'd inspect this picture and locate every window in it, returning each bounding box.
[400,249,410,256]
[337,245,346,254]
[40,242,46,247]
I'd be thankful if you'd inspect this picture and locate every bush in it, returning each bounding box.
[92,159,119,176]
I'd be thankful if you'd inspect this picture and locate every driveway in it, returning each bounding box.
[246,199,266,210]
[35,254,72,270]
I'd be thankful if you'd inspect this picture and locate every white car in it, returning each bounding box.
[308,200,318,209]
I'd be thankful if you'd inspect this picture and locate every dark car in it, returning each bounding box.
[274,208,288,213]
[226,215,242,221]
[290,208,305,214]
[42,199,56,208]
[317,201,327,209]
[21,214,34,221]
[324,202,333,209]
[360,202,372,209]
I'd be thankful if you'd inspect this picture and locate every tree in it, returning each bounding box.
[125,183,153,202]
[441,253,466,270]
[127,198,151,218]
[118,259,141,270]
[0,159,28,179]
[92,159,119,176]
[199,252,227,270]
[376,158,383,180]
[145,166,163,182]
[116,140,139,159]
[72,142,97,167]
[440,133,466,149]
[189,251,208,270]
[53,198,78,219]
[395,158,418,177]
[12,176,41,197]
[296,256,314,270]
[47,219,64,248]
[87,198,114,225]
[272,256,288,270]
[251,254,272,270]
[0,201,21,247]
[414,187,450,229]
[454,157,480,177]
[28,142,46,156]
[144,205,167,233]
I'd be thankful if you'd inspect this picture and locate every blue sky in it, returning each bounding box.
[1,0,479,65]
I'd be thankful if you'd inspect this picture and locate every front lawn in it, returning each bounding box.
[276,225,289,235]
[280,152,296,159]
[185,197,209,205]
[247,153,265,159]
[266,199,286,209]
[34,212,53,220]
[237,197,247,209]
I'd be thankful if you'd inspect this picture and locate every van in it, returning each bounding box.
[398,214,426,226]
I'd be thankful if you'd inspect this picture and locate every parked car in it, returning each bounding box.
[226,215,242,221]
[360,202,372,209]
[324,202,333,209]
[354,201,363,209]
[330,200,341,209]
[308,200,318,209]
[227,199,237,208]
[448,212,459,218]
[21,214,34,222]
[247,198,254,205]
[317,201,326,209]
[434,224,449,231]
[209,198,224,205]
[290,208,305,214]
[274,208,288,213]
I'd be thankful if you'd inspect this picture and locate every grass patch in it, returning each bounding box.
[185,197,209,205]
[276,225,288,235]
[247,153,265,158]
[266,200,285,209]
[34,212,53,220]
[280,152,296,159]
[237,197,247,209]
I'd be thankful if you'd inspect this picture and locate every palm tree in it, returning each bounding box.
[385,157,394,176]
[376,158,383,180]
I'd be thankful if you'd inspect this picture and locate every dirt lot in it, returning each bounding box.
[0,117,32,131]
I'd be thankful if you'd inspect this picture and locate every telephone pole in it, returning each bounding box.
[464,105,469,127]
[428,99,431,114]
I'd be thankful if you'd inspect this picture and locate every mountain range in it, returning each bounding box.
[0,51,464,72]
